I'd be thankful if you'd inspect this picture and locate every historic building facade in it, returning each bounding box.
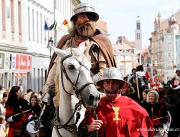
[0,0,79,92]
[151,10,180,82]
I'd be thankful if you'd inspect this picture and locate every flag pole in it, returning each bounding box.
[136,72,140,99]
[53,0,57,47]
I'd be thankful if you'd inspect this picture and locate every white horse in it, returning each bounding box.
[50,44,100,137]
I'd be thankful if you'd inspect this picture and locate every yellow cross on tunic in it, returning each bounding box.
[112,106,121,121]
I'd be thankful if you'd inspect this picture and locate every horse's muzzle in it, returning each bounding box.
[80,85,100,108]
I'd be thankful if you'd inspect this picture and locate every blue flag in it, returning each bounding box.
[44,20,49,31]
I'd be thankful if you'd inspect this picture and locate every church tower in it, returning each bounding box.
[135,16,142,50]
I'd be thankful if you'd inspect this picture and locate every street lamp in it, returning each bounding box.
[47,37,53,59]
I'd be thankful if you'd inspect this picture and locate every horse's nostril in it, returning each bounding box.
[89,94,94,101]
[98,94,100,100]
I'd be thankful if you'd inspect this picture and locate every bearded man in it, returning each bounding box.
[42,3,116,105]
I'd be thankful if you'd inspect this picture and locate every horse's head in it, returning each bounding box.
[51,45,100,108]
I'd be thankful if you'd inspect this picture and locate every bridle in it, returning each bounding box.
[60,53,94,99]
[52,53,96,137]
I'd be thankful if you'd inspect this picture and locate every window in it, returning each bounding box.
[2,0,6,31]
[0,73,4,85]
[168,45,171,50]
[18,0,22,35]
[137,33,140,39]
[38,69,40,92]
[168,53,171,58]
[33,68,36,90]
[7,7,10,19]
[28,7,30,41]
[40,13,42,43]
[44,16,46,44]
[36,11,39,42]
[11,0,15,33]
[32,9,35,41]
[137,22,140,30]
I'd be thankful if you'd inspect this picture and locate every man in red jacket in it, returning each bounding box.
[78,67,154,137]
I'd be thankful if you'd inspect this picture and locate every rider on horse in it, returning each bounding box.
[42,3,116,106]
[41,3,116,137]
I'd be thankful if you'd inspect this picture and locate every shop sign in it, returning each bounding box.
[16,54,32,70]
[11,54,16,69]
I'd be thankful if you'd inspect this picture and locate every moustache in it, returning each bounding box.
[79,21,91,28]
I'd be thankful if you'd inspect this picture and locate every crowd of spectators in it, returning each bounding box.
[0,85,43,137]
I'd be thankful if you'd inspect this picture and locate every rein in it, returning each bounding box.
[51,101,82,137]
[52,103,98,137]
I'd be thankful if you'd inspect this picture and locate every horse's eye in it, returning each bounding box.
[68,64,75,70]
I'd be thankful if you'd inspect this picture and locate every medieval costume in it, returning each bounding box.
[78,67,154,137]
[5,86,32,137]
[79,96,154,137]
[6,97,31,137]
[144,90,168,136]
[128,72,145,100]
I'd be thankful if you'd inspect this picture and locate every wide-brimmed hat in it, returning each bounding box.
[70,3,99,21]
[96,67,128,89]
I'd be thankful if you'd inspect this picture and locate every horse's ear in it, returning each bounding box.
[49,46,67,57]
[78,42,86,52]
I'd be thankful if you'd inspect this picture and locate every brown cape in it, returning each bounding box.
[48,34,116,74]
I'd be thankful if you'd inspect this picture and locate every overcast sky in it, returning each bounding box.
[80,0,180,46]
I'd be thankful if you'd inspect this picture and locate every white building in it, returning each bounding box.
[0,0,78,92]
[113,36,137,76]
[135,17,142,50]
